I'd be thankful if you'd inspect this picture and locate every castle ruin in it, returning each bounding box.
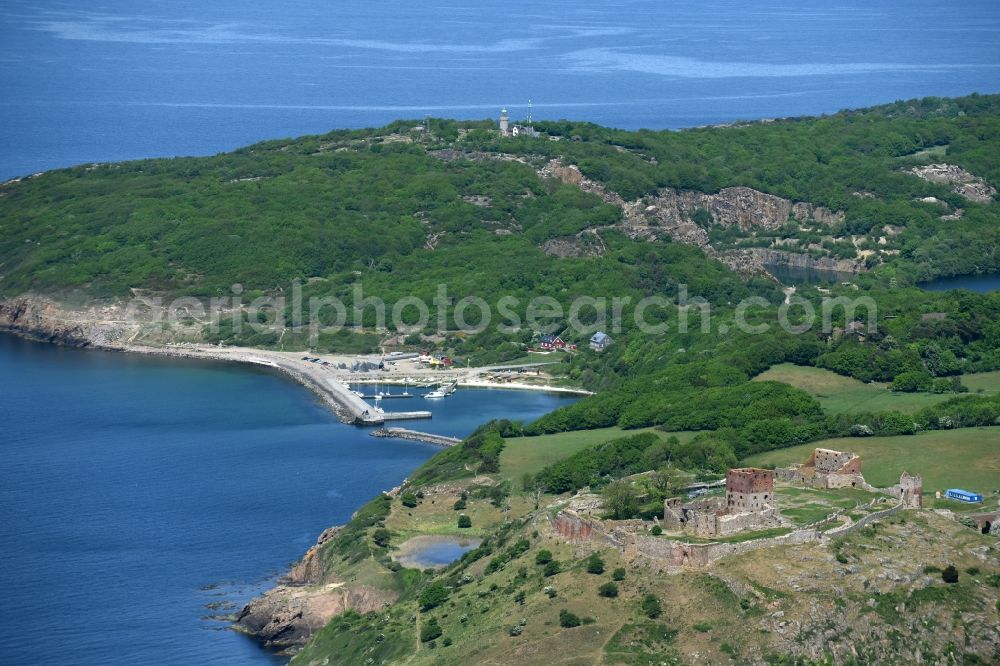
[663,468,783,537]
[778,447,923,508]
[798,447,864,489]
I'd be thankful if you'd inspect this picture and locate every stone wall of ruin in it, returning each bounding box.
[821,472,866,490]
[823,503,904,538]
[623,527,820,570]
[716,507,782,536]
[811,448,859,474]
[553,501,907,571]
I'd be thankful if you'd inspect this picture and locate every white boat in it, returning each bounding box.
[424,389,447,399]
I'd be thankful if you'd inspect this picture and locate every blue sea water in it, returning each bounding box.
[1,2,998,662]
[0,334,576,665]
[1,0,999,179]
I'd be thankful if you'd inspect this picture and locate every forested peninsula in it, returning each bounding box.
[2,94,999,664]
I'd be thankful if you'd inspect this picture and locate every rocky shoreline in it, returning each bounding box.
[232,526,396,653]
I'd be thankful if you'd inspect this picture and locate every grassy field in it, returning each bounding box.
[753,363,1000,415]
[384,488,533,539]
[743,426,1000,493]
[776,485,880,525]
[963,369,1000,394]
[499,427,698,481]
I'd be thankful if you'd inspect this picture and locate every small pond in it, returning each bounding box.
[918,274,1000,293]
[394,535,482,568]
[765,263,855,286]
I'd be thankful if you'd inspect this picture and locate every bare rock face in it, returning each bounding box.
[234,581,393,651]
[537,159,861,277]
[234,525,394,652]
[543,161,584,186]
[538,160,675,243]
[540,233,606,258]
[0,295,131,346]
[649,187,844,232]
[907,163,997,203]
[726,248,865,275]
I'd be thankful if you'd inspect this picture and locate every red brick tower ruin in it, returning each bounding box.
[725,468,775,512]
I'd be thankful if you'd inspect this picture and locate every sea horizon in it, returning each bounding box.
[2,0,998,180]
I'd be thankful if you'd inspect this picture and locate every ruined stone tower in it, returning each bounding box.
[896,471,923,509]
[725,468,775,512]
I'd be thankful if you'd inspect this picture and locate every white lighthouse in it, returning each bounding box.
[499,108,510,136]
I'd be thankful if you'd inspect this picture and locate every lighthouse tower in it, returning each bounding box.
[499,108,510,136]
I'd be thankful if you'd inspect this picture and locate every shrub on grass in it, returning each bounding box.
[419,583,450,610]
[535,549,553,565]
[641,593,662,619]
[372,528,391,548]
[559,609,581,628]
[650,525,662,536]
[598,582,619,598]
[401,492,418,508]
[942,565,959,584]
[420,618,442,642]
[509,538,530,558]
[586,553,605,574]
[612,567,626,581]
[457,514,472,528]
[453,499,466,510]
[543,560,561,577]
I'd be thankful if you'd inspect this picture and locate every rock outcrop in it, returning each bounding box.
[721,248,865,276]
[907,163,997,203]
[0,295,129,346]
[235,581,392,651]
[646,187,844,233]
[537,159,861,277]
[539,160,674,243]
[540,233,606,258]
[234,526,394,652]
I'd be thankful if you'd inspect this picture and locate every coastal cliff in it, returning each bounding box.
[0,295,124,347]
[234,527,396,652]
